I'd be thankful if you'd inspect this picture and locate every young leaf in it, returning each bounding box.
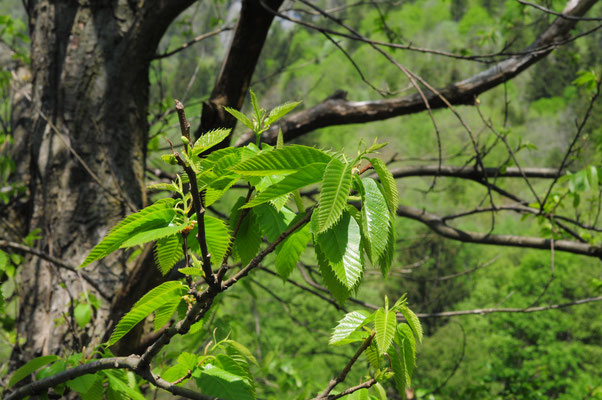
[205,176,239,206]
[249,89,261,122]
[80,199,176,268]
[388,342,408,395]
[108,281,187,345]
[194,364,254,400]
[155,234,183,275]
[242,163,326,209]
[266,101,302,125]
[329,310,370,345]
[275,223,310,280]
[398,305,423,343]
[377,219,396,278]
[364,341,382,370]
[360,178,391,261]
[317,211,363,289]
[396,324,416,377]
[153,296,181,332]
[230,199,262,266]
[191,128,231,156]
[224,107,254,131]
[8,355,60,388]
[370,157,399,213]
[204,215,232,265]
[315,243,350,304]
[74,303,92,328]
[120,223,186,248]
[254,203,294,242]
[230,145,332,176]
[104,370,146,400]
[317,158,353,233]
[224,340,260,368]
[374,307,397,355]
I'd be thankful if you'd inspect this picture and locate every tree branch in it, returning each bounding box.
[236,0,598,146]
[313,332,376,400]
[0,239,110,300]
[396,204,602,258]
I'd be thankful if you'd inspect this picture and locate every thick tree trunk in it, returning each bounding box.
[9,0,191,366]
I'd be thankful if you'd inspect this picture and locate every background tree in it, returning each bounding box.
[1,0,601,398]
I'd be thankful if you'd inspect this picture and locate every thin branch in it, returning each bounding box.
[541,78,601,208]
[417,295,602,318]
[3,355,214,400]
[313,332,376,400]
[517,0,602,21]
[240,0,598,146]
[153,25,233,59]
[397,204,602,258]
[327,378,378,400]
[0,239,110,300]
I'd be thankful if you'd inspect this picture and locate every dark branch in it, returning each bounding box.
[236,0,598,146]
[396,204,602,258]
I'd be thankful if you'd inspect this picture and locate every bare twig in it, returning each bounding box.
[313,332,376,400]
[153,25,234,59]
[0,239,110,299]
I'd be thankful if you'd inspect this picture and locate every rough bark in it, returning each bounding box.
[8,0,193,367]
[108,0,284,356]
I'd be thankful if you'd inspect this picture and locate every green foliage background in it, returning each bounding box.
[1,0,601,399]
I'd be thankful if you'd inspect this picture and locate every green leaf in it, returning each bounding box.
[315,242,350,304]
[74,303,92,328]
[80,199,176,268]
[163,364,190,384]
[374,307,397,355]
[154,234,183,275]
[275,221,310,280]
[243,163,326,209]
[224,107,254,131]
[266,101,302,125]
[204,215,232,265]
[230,145,332,176]
[161,154,177,165]
[370,158,399,213]
[205,176,239,207]
[66,374,100,396]
[388,343,407,395]
[396,324,416,380]
[360,178,391,261]
[249,89,262,122]
[329,310,370,345]
[214,354,254,392]
[317,158,353,233]
[153,296,181,332]
[224,340,260,368]
[230,198,262,266]
[254,203,294,242]
[104,370,145,400]
[194,364,255,400]
[120,223,186,248]
[191,128,231,156]
[317,211,363,289]
[178,267,203,276]
[364,341,382,370]
[8,355,60,388]
[108,281,187,345]
[398,305,423,343]
[377,220,395,278]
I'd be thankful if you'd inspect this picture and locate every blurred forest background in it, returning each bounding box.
[1,0,601,399]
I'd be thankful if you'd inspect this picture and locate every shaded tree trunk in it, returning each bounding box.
[9,0,192,365]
